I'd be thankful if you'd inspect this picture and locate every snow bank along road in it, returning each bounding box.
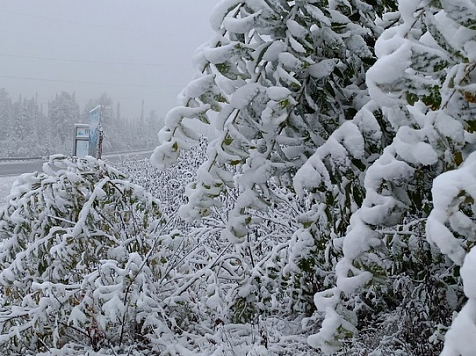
[0,159,44,177]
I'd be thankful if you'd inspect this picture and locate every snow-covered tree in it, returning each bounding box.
[48,91,80,153]
[9,97,41,157]
[0,91,50,158]
[153,1,394,294]
[306,0,476,353]
[0,89,13,157]
[148,1,427,353]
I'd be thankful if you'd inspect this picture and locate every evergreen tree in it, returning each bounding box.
[10,97,40,157]
[48,92,80,153]
[34,101,51,156]
[0,89,13,157]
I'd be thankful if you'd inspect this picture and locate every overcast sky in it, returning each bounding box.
[0,1,217,120]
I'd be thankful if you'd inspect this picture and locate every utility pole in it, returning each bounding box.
[98,125,104,159]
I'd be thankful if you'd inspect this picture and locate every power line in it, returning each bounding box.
[0,52,166,67]
[0,8,149,36]
[0,74,184,88]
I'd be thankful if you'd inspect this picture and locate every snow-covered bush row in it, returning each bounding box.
[0,151,446,355]
[115,137,207,218]
[0,149,320,355]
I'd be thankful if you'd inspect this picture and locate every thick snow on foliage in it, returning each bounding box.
[427,153,476,265]
[432,155,476,356]
[0,156,175,353]
[308,0,476,353]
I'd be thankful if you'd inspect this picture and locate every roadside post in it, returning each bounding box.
[98,127,104,159]
[73,124,90,158]
[88,105,102,158]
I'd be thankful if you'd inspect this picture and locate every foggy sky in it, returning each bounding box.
[0,1,217,120]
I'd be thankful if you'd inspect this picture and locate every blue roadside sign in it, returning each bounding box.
[88,105,101,157]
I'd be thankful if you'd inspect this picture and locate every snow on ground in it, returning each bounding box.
[0,176,17,209]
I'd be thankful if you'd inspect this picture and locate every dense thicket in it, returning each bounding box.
[152,0,476,355]
[1,0,476,355]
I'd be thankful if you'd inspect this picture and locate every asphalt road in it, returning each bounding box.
[0,151,153,177]
[0,159,44,176]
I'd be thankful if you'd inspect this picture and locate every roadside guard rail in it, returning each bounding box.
[0,157,43,162]
[0,149,155,162]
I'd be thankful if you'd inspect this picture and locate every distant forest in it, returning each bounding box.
[0,88,162,158]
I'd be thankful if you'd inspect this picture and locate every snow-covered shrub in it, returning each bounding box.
[134,0,476,353]
[0,155,194,354]
[309,0,476,353]
[150,0,399,329]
